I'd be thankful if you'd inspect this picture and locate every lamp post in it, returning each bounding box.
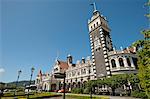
[14,70,22,98]
[27,67,35,99]
[54,72,66,99]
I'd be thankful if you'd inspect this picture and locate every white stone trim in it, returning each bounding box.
[90,37,93,40]
[92,59,95,62]
[101,37,105,41]
[104,55,108,58]
[106,67,110,70]
[105,62,109,66]
[107,71,110,75]
[93,66,96,69]
[92,52,94,55]
[105,59,108,62]
[92,55,95,59]
[100,35,104,38]
[99,28,103,31]
[93,69,96,72]
[102,44,106,47]
[103,51,107,54]
[100,31,103,34]
[103,47,107,50]
[101,41,105,44]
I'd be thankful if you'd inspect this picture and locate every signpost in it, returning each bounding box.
[54,72,66,99]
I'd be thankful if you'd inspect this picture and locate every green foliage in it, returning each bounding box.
[131,1,150,98]
[132,30,150,98]
[83,88,90,94]
[145,1,150,19]
[0,83,5,90]
[71,88,83,94]
[131,90,148,99]
[104,74,127,88]
[2,92,62,99]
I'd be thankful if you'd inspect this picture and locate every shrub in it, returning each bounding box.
[71,88,83,94]
[131,90,148,99]
[83,88,90,94]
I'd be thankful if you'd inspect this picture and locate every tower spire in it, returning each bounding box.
[55,50,59,61]
[91,2,97,12]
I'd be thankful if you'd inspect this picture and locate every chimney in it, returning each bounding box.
[127,47,130,53]
[81,57,85,63]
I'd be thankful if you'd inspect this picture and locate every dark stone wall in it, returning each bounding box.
[90,27,107,78]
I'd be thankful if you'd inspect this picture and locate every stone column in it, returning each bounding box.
[123,57,128,67]
[129,57,135,68]
[115,58,120,69]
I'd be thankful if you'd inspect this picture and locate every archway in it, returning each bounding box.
[51,84,56,91]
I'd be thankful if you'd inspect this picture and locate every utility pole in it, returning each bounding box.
[63,72,66,99]
[27,67,35,99]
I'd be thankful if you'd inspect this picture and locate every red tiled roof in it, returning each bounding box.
[57,60,69,70]
[123,47,136,53]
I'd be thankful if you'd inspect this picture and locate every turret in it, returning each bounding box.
[67,54,72,64]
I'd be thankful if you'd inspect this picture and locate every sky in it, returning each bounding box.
[0,0,148,82]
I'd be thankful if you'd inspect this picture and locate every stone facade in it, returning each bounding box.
[88,10,113,78]
[35,5,138,92]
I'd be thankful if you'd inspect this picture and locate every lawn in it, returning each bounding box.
[1,92,62,99]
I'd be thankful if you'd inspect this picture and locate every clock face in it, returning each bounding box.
[94,36,101,50]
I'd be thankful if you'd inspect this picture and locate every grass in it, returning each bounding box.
[1,92,62,99]
[1,92,109,99]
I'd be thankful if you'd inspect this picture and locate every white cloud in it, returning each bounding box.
[0,68,5,76]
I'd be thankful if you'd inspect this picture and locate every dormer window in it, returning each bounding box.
[54,68,58,72]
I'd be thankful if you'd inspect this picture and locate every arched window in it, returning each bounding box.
[111,59,116,68]
[96,22,99,26]
[119,58,124,67]
[94,24,96,28]
[126,58,131,66]
[91,26,93,30]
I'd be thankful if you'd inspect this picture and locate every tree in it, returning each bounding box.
[104,74,127,96]
[136,31,150,98]
[132,1,150,98]
[0,82,5,97]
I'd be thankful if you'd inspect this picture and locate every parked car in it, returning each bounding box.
[53,90,59,92]
[58,89,68,93]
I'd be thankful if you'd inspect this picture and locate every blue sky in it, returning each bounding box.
[0,0,148,82]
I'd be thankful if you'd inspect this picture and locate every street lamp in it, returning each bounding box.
[27,67,35,99]
[54,72,66,99]
[14,70,22,98]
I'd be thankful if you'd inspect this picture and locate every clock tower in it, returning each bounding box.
[88,3,113,78]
